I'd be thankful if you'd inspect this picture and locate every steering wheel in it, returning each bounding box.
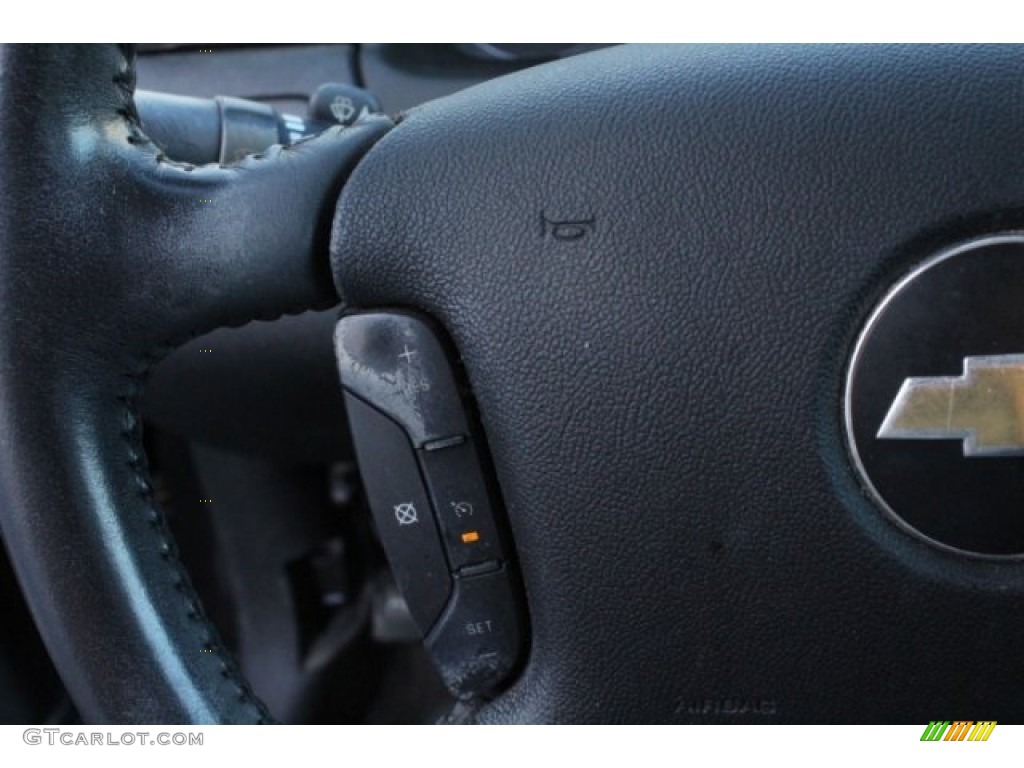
[2,43,1024,724]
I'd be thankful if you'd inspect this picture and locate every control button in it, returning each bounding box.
[335,313,469,448]
[344,393,451,633]
[419,442,504,570]
[425,565,523,699]
[308,83,381,127]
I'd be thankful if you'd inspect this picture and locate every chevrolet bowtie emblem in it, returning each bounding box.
[877,354,1024,456]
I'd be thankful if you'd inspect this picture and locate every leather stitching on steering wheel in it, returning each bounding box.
[118,351,270,724]
[108,45,270,725]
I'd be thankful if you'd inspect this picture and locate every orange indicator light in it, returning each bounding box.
[461,531,480,544]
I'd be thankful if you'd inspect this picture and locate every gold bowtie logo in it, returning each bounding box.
[877,354,1024,456]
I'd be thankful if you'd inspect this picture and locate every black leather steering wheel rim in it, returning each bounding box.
[5,43,1024,724]
[0,44,390,723]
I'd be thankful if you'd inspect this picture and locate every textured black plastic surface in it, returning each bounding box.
[343,393,452,632]
[332,45,1024,722]
[335,312,470,447]
[0,44,391,723]
[425,565,523,700]
[337,310,524,698]
[420,442,504,570]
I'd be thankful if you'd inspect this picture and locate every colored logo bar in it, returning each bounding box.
[920,721,997,741]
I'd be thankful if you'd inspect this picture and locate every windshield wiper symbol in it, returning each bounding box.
[877,354,1024,457]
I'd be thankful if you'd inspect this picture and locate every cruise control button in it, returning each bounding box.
[344,393,451,633]
[419,442,504,570]
[424,565,523,699]
[335,312,469,447]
